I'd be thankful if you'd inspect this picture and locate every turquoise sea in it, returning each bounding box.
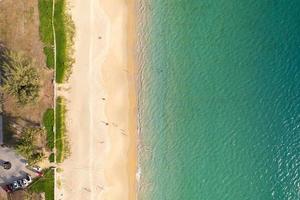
[137,1,300,200]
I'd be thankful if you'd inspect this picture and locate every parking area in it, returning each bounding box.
[0,146,36,186]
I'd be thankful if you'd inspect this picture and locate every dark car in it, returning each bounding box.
[5,181,21,192]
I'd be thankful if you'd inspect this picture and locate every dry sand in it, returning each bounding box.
[57,0,137,199]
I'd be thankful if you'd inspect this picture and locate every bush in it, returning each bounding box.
[1,51,40,105]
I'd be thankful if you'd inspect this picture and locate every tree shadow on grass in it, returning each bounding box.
[2,114,40,147]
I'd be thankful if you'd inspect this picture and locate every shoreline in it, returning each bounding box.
[58,0,138,199]
[127,0,138,199]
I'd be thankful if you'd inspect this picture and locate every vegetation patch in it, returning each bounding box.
[38,0,55,69]
[54,0,75,83]
[56,96,69,163]
[48,152,55,163]
[43,108,54,150]
[1,51,40,105]
[28,169,54,200]
[16,128,45,165]
[38,0,75,81]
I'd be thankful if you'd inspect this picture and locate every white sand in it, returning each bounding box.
[57,0,137,199]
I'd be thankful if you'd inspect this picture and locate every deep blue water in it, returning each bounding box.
[138,1,300,199]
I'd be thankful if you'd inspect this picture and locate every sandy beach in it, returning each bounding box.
[57,0,137,199]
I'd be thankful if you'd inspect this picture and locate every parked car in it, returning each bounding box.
[19,174,33,188]
[5,181,21,192]
[31,166,43,176]
[17,179,28,188]
[4,174,33,192]
[24,174,32,183]
[32,166,42,172]
[3,185,12,193]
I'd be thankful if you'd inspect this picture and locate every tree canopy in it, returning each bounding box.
[16,128,45,165]
[1,51,40,105]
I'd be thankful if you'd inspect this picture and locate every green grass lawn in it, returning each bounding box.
[54,0,75,83]
[43,108,54,151]
[38,0,55,69]
[54,0,66,83]
[48,152,55,162]
[56,97,67,163]
[39,0,74,82]
[29,169,54,200]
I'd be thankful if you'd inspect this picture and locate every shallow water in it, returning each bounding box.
[138,1,300,199]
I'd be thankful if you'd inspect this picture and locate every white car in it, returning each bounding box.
[32,166,42,172]
[24,174,32,183]
[17,174,32,188]
[18,179,28,188]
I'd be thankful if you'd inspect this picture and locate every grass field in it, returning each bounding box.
[38,0,74,82]
[54,0,75,83]
[29,169,54,200]
[43,108,54,151]
[38,0,55,69]
[56,96,68,163]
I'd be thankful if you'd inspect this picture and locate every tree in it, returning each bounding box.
[16,128,45,165]
[1,51,40,105]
